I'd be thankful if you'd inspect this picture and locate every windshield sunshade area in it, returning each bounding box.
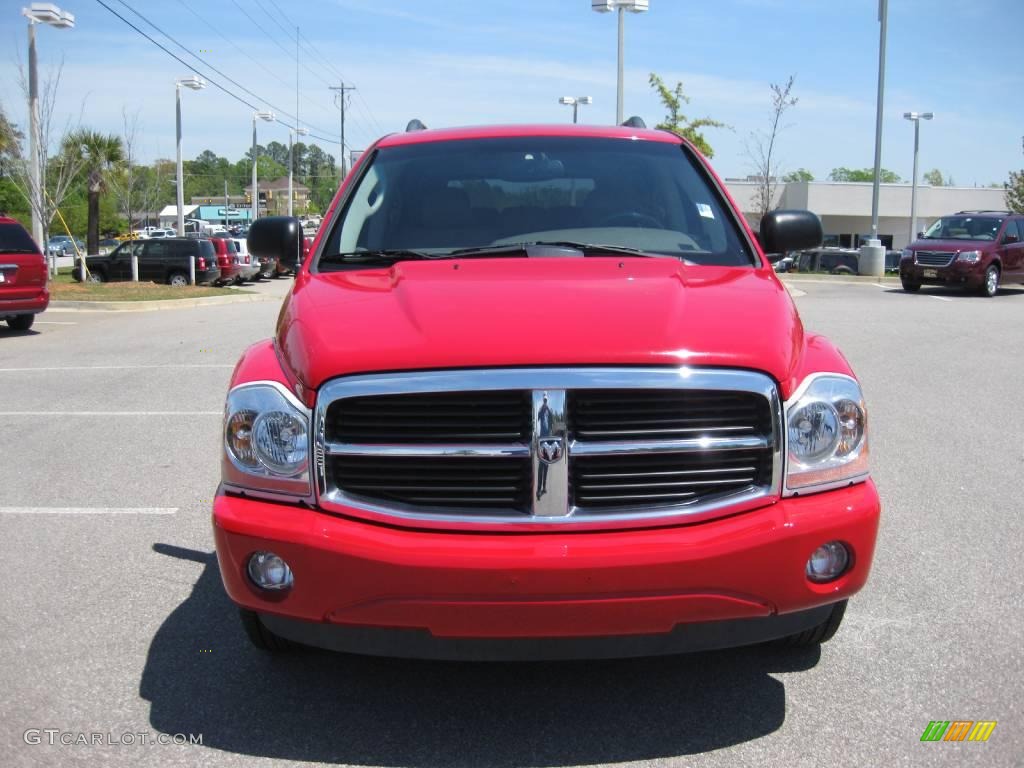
[922,215,1004,241]
[320,137,754,268]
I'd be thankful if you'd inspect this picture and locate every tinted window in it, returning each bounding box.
[0,222,41,254]
[144,241,170,260]
[324,137,752,266]
[199,241,216,259]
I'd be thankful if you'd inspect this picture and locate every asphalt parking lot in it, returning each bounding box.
[1,277,1021,767]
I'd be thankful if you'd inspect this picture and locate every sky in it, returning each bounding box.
[1,0,1022,187]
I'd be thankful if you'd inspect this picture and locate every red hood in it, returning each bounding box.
[277,259,804,392]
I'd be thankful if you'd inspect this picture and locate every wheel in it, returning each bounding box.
[7,314,34,331]
[168,271,189,287]
[980,265,999,297]
[238,608,295,652]
[900,278,921,292]
[831,265,855,275]
[776,600,847,648]
[88,269,105,283]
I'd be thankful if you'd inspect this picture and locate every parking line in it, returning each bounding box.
[0,364,233,372]
[0,411,221,416]
[34,321,77,325]
[0,507,178,515]
[927,295,953,302]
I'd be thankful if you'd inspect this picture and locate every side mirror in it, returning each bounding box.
[247,216,301,266]
[758,210,823,262]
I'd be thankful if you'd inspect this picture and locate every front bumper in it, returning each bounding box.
[0,290,49,317]
[901,258,984,287]
[214,479,880,657]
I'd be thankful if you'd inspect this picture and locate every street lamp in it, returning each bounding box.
[860,0,887,276]
[903,111,934,244]
[22,3,75,255]
[288,126,308,217]
[558,96,593,124]
[251,110,275,223]
[591,0,648,125]
[174,75,205,237]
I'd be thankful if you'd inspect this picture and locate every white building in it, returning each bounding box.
[725,181,1008,251]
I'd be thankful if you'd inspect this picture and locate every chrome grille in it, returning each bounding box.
[915,251,955,267]
[315,368,782,527]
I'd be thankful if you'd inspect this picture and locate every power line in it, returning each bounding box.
[93,0,341,147]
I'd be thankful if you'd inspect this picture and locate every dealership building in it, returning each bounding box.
[725,180,1008,251]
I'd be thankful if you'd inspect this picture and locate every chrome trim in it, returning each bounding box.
[325,442,530,458]
[532,389,568,516]
[314,367,783,529]
[570,435,767,456]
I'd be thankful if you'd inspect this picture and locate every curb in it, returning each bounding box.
[47,293,278,312]
[779,274,900,283]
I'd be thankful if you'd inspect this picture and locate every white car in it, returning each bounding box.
[231,238,261,281]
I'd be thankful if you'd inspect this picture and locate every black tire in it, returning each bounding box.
[831,265,855,275]
[167,271,189,287]
[900,278,921,292]
[7,314,35,331]
[88,268,106,283]
[776,600,847,648]
[238,608,296,652]
[980,265,999,297]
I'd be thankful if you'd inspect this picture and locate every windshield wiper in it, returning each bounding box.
[318,249,443,265]
[447,241,657,258]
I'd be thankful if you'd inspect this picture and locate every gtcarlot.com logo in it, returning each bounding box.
[24,730,203,747]
[921,721,997,742]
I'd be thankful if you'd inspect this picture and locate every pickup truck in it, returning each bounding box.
[75,237,221,285]
[215,122,881,660]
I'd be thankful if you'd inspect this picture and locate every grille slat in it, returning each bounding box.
[915,251,956,267]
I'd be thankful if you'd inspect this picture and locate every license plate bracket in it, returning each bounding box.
[923,268,938,279]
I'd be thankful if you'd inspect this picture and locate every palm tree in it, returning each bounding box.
[66,130,123,255]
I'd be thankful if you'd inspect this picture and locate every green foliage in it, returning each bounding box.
[1006,170,1024,214]
[828,167,902,183]
[923,168,945,186]
[783,168,814,182]
[648,73,725,158]
[0,177,30,223]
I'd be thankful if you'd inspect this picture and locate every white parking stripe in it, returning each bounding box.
[0,507,178,515]
[0,364,233,372]
[927,295,953,302]
[34,321,77,325]
[0,411,221,416]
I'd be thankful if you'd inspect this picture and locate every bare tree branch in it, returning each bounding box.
[745,75,798,223]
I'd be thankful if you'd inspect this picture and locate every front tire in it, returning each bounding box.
[88,269,105,283]
[239,609,296,653]
[901,278,921,292]
[980,265,999,297]
[168,271,189,287]
[776,600,847,648]
[7,314,35,331]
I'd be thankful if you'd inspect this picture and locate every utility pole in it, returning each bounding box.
[329,81,356,178]
[224,179,228,231]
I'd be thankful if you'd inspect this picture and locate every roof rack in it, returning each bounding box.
[405,119,428,132]
[955,210,1010,215]
[621,116,646,128]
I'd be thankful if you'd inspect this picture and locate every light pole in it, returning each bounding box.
[22,3,75,253]
[860,0,888,276]
[174,76,205,237]
[251,111,275,223]
[558,96,593,124]
[591,0,648,125]
[288,126,308,217]
[903,111,933,244]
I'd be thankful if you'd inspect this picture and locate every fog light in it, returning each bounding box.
[247,551,294,591]
[806,541,849,583]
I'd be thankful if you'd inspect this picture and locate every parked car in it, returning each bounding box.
[75,237,221,285]
[0,216,48,331]
[46,235,84,257]
[900,210,1024,296]
[217,121,880,660]
[231,237,261,281]
[209,237,241,285]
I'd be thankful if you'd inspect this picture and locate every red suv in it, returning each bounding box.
[900,210,1024,296]
[210,237,241,285]
[217,122,880,660]
[0,216,48,331]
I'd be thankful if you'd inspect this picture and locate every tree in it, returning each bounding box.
[923,168,945,186]
[1005,170,1024,214]
[264,140,289,167]
[828,167,902,183]
[783,168,814,183]
[66,129,123,254]
[745,75,798,221]
[648,73,724,158]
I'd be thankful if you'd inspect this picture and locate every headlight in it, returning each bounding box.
[785,375,868,493]
[957,250,982,263]
[223,382,311,496]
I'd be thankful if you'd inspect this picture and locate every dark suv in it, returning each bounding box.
[76,238,221,285]
[900,211,1024,297]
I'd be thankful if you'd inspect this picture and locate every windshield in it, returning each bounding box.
[320,137,753,268]
[922,215,1003,241]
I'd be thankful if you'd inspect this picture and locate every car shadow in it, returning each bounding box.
[141,544,819,766]
[0,326,40,336]
[884,286,1024,298]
